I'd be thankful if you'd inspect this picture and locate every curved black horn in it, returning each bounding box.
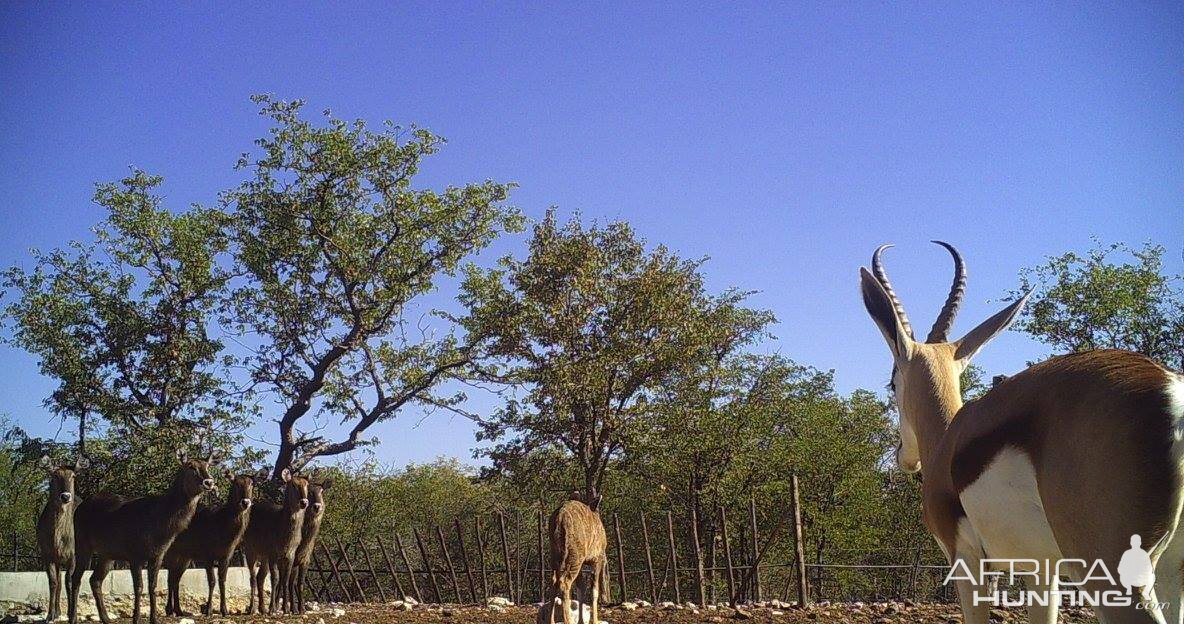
[926,240,966,343]
[871,244,914,339]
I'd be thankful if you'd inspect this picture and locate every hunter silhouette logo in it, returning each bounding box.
[1118,534,1155,594]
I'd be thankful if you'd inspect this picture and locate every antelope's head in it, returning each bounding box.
[176,449,218,497]
[308,477,332,516]
[859,242,1030,473]
[41,454,85,506]
[280,468,310,512]
[225,469,258,510]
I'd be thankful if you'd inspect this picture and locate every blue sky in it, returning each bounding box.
[1,2,1181,468]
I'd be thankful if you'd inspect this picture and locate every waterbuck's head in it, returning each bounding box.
[308,477,332,516]
[280,468,310,512]
[859,242,1029,474]
[176,449,218,497]
[225,469,261,510]
[41,454,86,506]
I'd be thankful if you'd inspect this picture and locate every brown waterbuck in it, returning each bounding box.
[860,242,1184,624]
[241,468,309,615]
[68,450,217,624]
[38,454,86,622]
[164,469,261,616]
[547,493,608,624]
[285,475,331,614]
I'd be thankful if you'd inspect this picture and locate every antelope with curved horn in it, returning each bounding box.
[860,242,1184,624]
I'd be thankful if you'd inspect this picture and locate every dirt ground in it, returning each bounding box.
[2,599,1103,624]
[79,600,1098,624]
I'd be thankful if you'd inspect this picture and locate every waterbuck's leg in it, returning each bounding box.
[254,560,269,615]
[46,562,59,621]
[218,559,230,616]
[90,558,114,624]
[129,562,143,624]
[146,558,163,624]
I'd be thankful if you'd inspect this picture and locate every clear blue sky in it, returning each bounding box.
[1,2,1181,468]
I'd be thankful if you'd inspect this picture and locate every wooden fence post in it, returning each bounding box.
[476,517,490,600]
[435,525,461,603]
[320,541,353,603]
[376,535,406,600]
[718,506,736,608]
[394,533,423,603]
[689,506,706,607]
[640,512,657,604]
[790,472,809,608]
[497,512,514,600]
[613,513,628,602]
[413,527,443,603]
[536,509,546,604]
[748,494,761,602]
[358,539,387,603]
[665,511,681,604]
[336,537,368,602]
[455,518,478,603]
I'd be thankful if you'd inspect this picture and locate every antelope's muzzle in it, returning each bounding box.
[240,498,252,509]
[59,492,73,504]
[202,478,215,490]
[299,498,309,509]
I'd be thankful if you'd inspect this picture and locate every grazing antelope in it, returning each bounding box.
[69,450,217,624]
[548,493,608,624]
[860,242,1184,624]
[241,468,309,615]
[164,469,261,616]
[285,475,332,614]
[38,454,86,623]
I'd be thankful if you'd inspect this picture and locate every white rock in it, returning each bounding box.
[771,610,784,616]
[178,618,196,624]
[489,604,506,613]
[404,596,418,606]
[658,601,676,609]
[486,596,513,607]
[637,600,651,608]
[330,608,346,618]
[619,601,638,611]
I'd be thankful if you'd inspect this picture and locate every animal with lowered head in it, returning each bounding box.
[164,469,262,616]
[547,492,608,624]
[286,475,332,614]
[37,454,86,623]
[69,450,216,624]
[241,469,309,615]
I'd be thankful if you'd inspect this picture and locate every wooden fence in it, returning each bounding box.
[3,475,955,605]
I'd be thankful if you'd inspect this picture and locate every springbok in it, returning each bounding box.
[860,242,1184,624]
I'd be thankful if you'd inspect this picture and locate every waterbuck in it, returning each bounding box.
[285,476,331,614]
[861,242,1184,624]
[69,450,216,624]
[241,468,309,615]
[164,469,261,616]
[547,493,607,624]
[38,454,86,622]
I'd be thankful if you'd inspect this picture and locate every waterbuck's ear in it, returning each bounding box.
[39,454,52,471]
[281,467,293,482]
[208,449,223,466]
[859,268,914,361]
[319,478,334,490]
[255,469,270,483]
[176,449,188,464]
[73,456,89,472]
[954,291,1032,363]
[223,468,235,481]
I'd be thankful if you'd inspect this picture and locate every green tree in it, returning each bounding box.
[224,96,522,476]
[2,171,241,451]
[1010,240,1184,369]
[456,210,774,499]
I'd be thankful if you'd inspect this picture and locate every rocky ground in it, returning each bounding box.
[2,597,1103,624]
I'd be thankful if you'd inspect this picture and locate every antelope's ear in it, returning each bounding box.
[860,268,914,361]
[954,292,1031,363]
[74,456,90,471]
[281,467,293,483]
[319,478,334,490]
[223,468,235,481]
[176,449,188,464]
[208,449,223,465]
[255,469,270,483]
[39,454,52,471]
